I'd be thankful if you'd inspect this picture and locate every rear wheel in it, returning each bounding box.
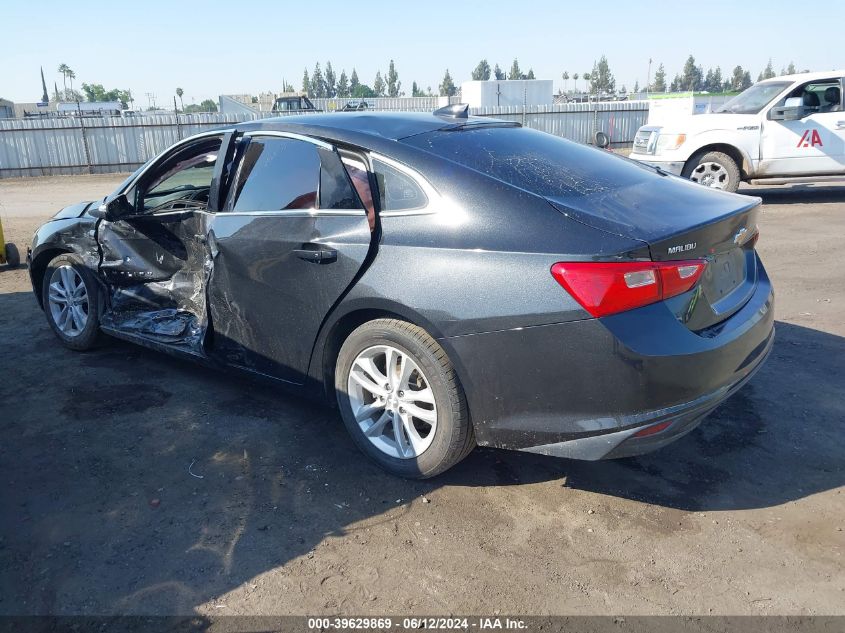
[42,254,102,351]
[683,151,741,193]
[335,319,474,479]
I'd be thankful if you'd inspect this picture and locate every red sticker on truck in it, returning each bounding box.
[797,129,823,148]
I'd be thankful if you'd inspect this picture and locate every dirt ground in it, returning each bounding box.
[0,174,842,617]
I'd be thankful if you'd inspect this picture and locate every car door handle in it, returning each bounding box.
[293,248,337,263]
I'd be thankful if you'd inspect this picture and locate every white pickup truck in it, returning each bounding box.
[629,70,845,192]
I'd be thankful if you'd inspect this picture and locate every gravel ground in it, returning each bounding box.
[0,174,842,616]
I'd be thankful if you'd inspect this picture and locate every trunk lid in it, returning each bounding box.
[546,177,762,331]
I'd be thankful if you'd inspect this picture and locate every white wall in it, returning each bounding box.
[460,80,554,108]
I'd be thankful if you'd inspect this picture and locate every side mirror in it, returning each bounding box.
[92,193,134,221]
[770,97,806,121]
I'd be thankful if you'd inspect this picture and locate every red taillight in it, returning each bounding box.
[632,421,672,438]
[550,259,707,318]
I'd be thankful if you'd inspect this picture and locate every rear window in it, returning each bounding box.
[403,126,654,198]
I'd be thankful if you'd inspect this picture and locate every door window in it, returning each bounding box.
[228,137,320,211]
[139,138,221,213]
[777,80,842,113]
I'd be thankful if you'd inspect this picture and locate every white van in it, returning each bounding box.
[629,70,845,192]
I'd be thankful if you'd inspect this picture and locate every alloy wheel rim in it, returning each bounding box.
[690,162,730,189]
[48,265,89,337]
[347,344,438,459]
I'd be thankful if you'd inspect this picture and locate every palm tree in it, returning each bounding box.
[562,71,569,93]
[57,63,70,95]
[67,69,76,95]
[573,73,579,92]
[176,87,184,111]
[583,72,592,94]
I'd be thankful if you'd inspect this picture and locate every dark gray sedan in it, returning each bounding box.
[27,109,774,478]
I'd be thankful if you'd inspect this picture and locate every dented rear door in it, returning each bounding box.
[206,133,374,384]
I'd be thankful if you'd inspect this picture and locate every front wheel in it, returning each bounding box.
[335,319,474,479]
[41,254,102,351]
[682,151,741,193]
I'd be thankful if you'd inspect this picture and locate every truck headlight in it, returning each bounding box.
[655,133,687,152]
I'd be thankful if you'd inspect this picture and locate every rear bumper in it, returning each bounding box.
[628,155,685,176]
[521,328,772,460]
[441,259,774,459]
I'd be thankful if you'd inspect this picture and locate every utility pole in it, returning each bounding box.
[145,92,156,110]
[646,58,653,97]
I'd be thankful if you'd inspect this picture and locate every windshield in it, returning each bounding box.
[716,81,791,114]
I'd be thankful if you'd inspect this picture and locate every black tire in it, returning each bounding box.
[682,150,741,193]
[335,318,474,479]
[41,254,103,351]
[4,243,20,268]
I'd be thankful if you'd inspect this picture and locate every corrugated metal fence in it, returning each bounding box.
[0,101,648,178]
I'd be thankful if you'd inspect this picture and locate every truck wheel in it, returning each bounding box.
[683,151,740,193]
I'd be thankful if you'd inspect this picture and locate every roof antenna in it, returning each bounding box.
[434,103,469,119]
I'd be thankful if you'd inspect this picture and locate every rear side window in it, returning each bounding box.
[403,126,652,199]
[372,159,428,211]
[318,147,361,209]
[229,137,319,211]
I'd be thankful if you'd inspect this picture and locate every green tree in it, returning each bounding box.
[526,68,535,80]
[493,64,506,80]
[373,71,385,97]
[589,56,615,94]
[572,72,579,91]
[632,81,638,93]
[472,59,491,81]
[412,81,424,97]
[651,63,666,92]
[742,71,752,89]
[312,63,326,98]
[439,69,456,97]
[325,61,336,97]
[80,83,131,107]
[508,58,523,80]
[582,72,591,93]
[704,67,723,92]
[681,54,703,91]
[730,66,745,91]
[302,68,311,96]
[387,60,401,97]
[758,58,775,82]
[351,83,375,98]
[561,71,569,92]
[786,61,797,75]
[350,69,360,95]
[337,70,349,97]
[184,99,217,113]
[176,87,184,111]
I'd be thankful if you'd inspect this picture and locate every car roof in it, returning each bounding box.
[236,111,503,142]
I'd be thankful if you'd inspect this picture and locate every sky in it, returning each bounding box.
[1,0,842,105]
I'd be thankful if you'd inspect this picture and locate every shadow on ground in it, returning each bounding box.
[1,283,843,614]
[740,182,845,205]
